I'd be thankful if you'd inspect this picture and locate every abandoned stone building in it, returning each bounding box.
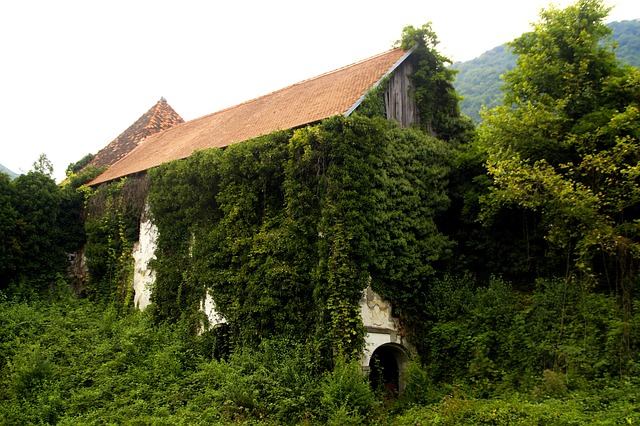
[88,47,421,391]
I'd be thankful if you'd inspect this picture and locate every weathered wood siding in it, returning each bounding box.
[384,60,419,128]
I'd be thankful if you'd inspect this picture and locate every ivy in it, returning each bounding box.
[83,23,468,357]
[147,115,452,357]
[397,23,475,143]
[84,175,148,305]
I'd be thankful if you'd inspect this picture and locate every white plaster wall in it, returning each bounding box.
[359,286,408,369]
[360,286,398,330]
[132,203,157,310]
[131,203,227,328]
[362,332,400,366]
[201,292,227,328]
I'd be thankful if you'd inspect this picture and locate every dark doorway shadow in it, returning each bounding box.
[369,344,402,397]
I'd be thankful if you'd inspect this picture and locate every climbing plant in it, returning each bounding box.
[84,22,468,358]
[146,113,453,358]
[84,175,148,305]
[397,23,474,143]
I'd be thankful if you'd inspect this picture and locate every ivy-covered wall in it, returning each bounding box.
[144,115,452,356]
[81,24,472,358]
[84,175,149,305]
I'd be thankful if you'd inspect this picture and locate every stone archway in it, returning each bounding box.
[359,286,410,393]
[368,343,409,395]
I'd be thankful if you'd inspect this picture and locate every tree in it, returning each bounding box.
[32,153,54,177]
[396,23,474,143]
[0,173,19,289]
[66,153,95,176]
[2,171,65,294]
[477,0,640,365]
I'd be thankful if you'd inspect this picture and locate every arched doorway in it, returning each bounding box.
[368,343,408,396]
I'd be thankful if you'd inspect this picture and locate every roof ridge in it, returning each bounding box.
[291,48,404,86]
[143,97,177,129]
[89,47,410,185]
[85,97,184,169]
[178,48,405,127]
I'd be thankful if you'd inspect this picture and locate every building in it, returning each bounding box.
[89,47,421,391]
[86,97,184,170]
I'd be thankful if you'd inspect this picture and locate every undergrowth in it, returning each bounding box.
[1,277,638,425]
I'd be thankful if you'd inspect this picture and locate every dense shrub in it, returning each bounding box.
[412,275,640,397]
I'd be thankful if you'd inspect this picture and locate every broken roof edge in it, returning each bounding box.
[344,46,415,117]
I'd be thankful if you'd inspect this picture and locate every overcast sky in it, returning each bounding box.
[1,0,638,182]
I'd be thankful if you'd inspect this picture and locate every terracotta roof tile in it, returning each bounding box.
[86,98,184,169]
[90,48,408,185]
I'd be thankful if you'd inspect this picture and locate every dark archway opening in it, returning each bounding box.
[369,345,400,397]
[202,323,230,361]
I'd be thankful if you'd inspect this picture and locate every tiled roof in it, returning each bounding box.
[90,48,410,185]
[86,98,184,169]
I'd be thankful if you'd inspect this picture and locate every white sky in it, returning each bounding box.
[1,0,638,182]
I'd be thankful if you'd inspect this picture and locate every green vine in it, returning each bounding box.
[397,23,474,142]
[84,175,148,305]
[146,115,452,358]
[85,24,469,358]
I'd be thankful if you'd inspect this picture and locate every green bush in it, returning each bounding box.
[402,360,446,405]
[320,356,378,423]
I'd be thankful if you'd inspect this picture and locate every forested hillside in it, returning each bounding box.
[610,19,640,66]
[0,163,18,179]
[454,19,640,122]
[1,1,639,424]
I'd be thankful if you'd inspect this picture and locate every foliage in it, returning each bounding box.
[502,0,617,112]
[401,360,445,405]
[186,337,326,424]
[610,19,640,68]
[0,155,102,298]
[32,153,54,177]
[367,125,454,327]
[0,287,638,425]
[83,174,148,304]
[477,0,640,317]
[393,388,640,425]
[397,23,475,142]
[320,356,378,424]
[57,166,105,256]
[0,170,67,295]
[65,153,95,175]
[0,297,205,425]
[0,297,369,425]
[148,115,452,357]
[412,275,640,396]
[453,19,640,123]
[453,44,517,123]
[0,173,19,287]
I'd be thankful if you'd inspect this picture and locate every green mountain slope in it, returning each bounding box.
[0,163,18,179]
[452,44,516,123]
[609,19,640,67]
[454,19,640,123]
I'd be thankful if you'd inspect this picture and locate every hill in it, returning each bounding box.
[0,163,18,179]
[454,19,640,123]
